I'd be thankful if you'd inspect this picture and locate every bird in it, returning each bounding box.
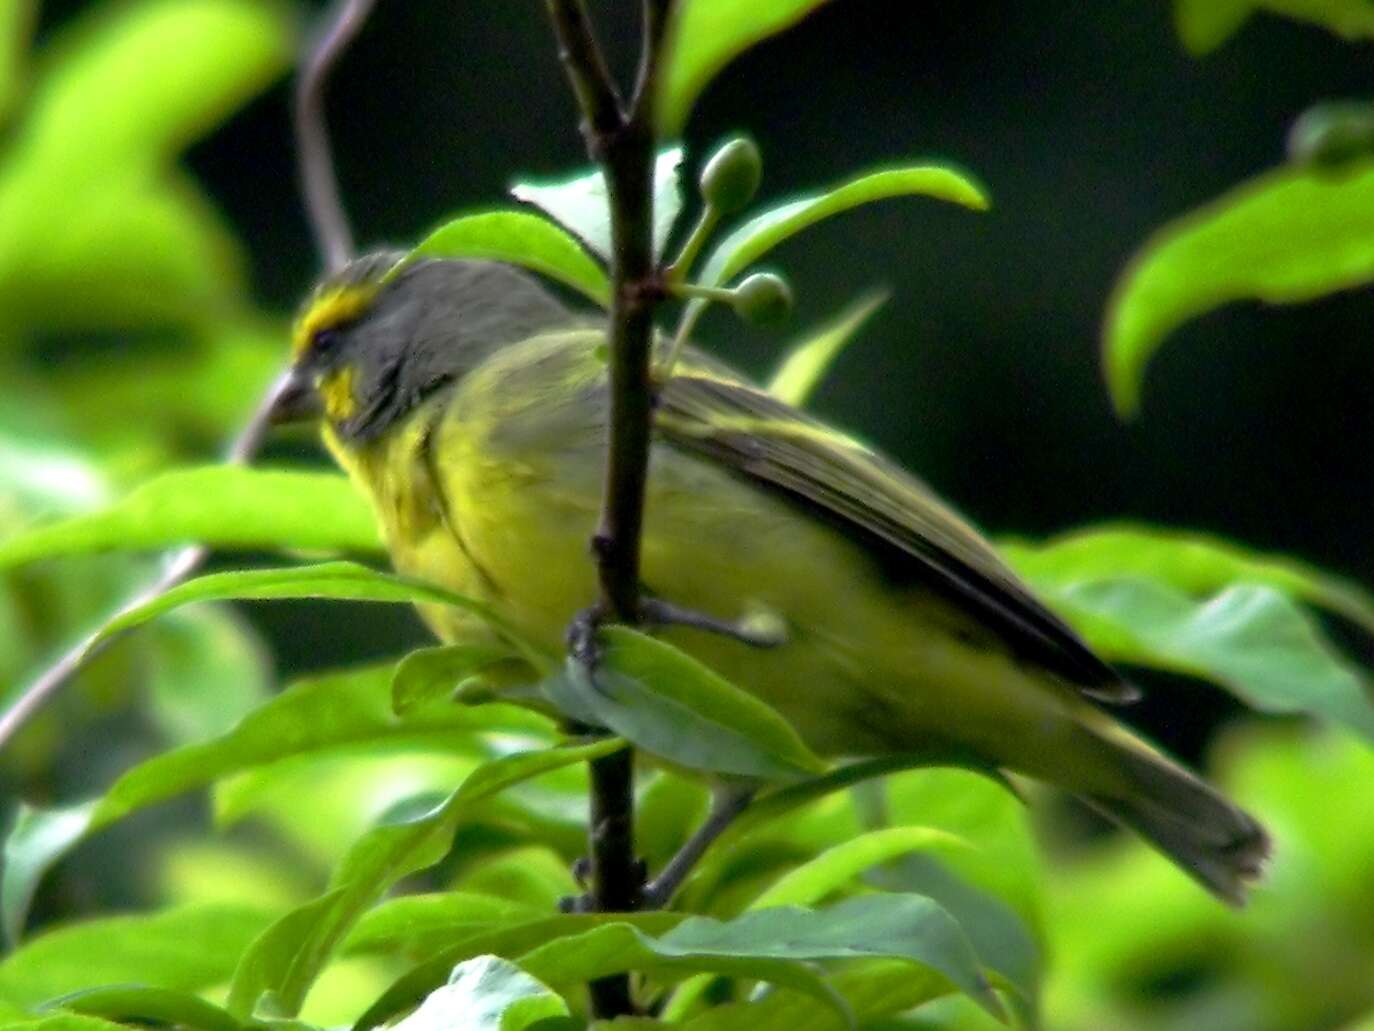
[271,252,1270,905]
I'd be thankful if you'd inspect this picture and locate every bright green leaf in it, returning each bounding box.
[602,896,1001,1019]
[0,1015,138,1031]
[345,894,545,959]
[16,0,291,173]
[1045,578,1374,741]
[1,804,97,948]
[545,627,825,780]
[1000,523,1374,635]
[46,985,244,1031]
[391,956,567,1031]
[1,666,548,943]
[0,468,382,571]
[1103,163,1374,417]
[748,826,972,910]
[679,959,954,1031]
[517,923,850,1024]
[147,606,270,745]
[658,0,834,134]
[392,644,522,716]
[698,166,989,290]
[767,291,889,407]
[227,739,625,1018]
[80,562,534,667]
[352,912,685,1031]
[511,147,685,261]
[0,904,273,1009]
[405,211,610,308]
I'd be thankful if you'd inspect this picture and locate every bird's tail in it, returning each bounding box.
[1080,732,1271,905]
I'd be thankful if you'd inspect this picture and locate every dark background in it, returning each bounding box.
[34,0,1374,751]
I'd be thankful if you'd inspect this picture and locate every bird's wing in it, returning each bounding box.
[656,371,1134,702]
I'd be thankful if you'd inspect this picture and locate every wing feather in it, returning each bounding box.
[656,370,1135,702]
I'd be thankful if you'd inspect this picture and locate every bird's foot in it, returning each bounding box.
[638,597,788,650]
[565,603,609,668]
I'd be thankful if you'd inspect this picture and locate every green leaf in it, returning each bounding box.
[15,0,291,174]
[352,913,686,1031]
[698,166,989,289]
[391,645,521,716]
[83,562,535,666]
[227,739,625,1019]
[1173,0,1254,53]
[1000,523,1374,635]
[391,956,567,1031]
[1,666,548,943]
[748,827,972,910]
[0,1,34,125]
[1,804,97,948]
[1045,578,1374,741]
[560,896,1001,1020]
[872,770,1045,1027]
[1253,0,1374,41]
[45,986,244,1031]
[147,606,270,745]
[516,923,851,1025]
[0,903,272,1009]
[404,211,610,308]
[545,627,824,780]
[767,291,889,407]
[678,960,954,1031]
[1103,163,1374,417]
[511,147,685,262]
[658,0,834,134]
[345,894,545,959]
[0,468,382,571]
[0,1015,137,1031]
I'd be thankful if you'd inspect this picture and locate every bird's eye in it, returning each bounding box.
[311,328,339,355]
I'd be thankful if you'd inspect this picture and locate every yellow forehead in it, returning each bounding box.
[291,284,378,358]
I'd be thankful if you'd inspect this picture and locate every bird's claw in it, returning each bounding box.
[638,597,787,650]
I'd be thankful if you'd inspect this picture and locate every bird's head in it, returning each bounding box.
[271,253,572,442]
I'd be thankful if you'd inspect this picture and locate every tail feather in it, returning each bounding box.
[1083,739,1270,906]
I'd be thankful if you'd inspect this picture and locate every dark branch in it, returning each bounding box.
[545,0,624,150]
[544,0,677,1019]
[295,0,376,272]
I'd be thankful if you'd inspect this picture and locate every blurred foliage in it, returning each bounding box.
[1,2,1373,1031]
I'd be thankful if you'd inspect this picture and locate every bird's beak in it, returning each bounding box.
[267,367,324,425]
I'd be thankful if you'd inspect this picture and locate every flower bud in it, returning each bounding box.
[1288,102,1374,170]
[700,136,763,214]
[732,272,793,326]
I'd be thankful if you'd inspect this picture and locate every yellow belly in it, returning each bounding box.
[328,349,1128,795]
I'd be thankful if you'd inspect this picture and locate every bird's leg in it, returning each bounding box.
[566,603,610,667]
[638,597,787,650]
[641,783,757,909]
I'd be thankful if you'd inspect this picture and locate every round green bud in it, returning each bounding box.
[700,136,763,213]
[1287,102,1374,171]
[732,272,793,326]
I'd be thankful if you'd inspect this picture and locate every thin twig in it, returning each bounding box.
[295,0,377,273]
[0,0,373,754]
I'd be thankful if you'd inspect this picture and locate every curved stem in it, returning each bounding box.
[295,0,376,273]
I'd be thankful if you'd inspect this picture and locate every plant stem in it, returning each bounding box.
[545,0,673,1018]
